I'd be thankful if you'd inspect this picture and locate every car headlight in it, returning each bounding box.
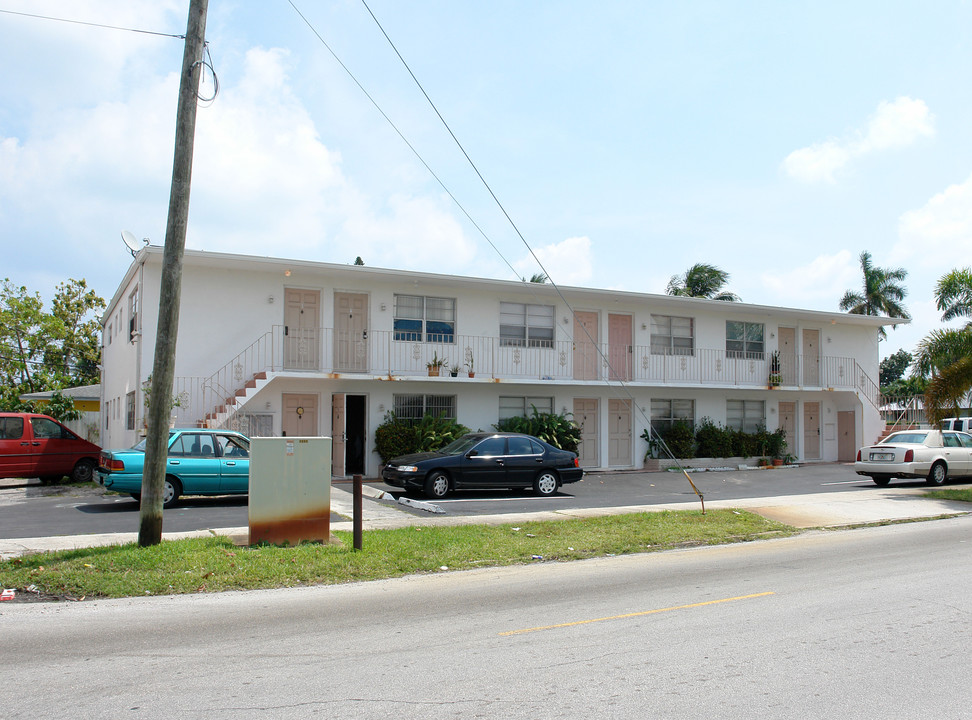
[397,465,419,472]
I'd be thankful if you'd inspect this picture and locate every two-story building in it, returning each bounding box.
[99,246,897,476]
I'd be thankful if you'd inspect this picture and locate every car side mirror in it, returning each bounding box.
[466,450,478,458]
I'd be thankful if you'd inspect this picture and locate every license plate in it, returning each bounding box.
[869,452,894,461]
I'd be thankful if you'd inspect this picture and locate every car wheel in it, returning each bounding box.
[533,470,559,497]
[163,476,182,508]
[871,476,891,487]
[926,462,947,486]
[424,471,450,499]
[71,459,96,484]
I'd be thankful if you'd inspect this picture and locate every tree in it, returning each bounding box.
[354,256,365,266]
[880,349,912,386]
[526,272,547,283]
[0,278,104,410]
[838,251,910,339]
[666,263,739,301]
[919,268,972,424]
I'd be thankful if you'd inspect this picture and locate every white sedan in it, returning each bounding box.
[855,429,972,486]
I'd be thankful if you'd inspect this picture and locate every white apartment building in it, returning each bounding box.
[100,246,896,476]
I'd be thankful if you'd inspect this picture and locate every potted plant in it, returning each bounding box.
[768,350,782,387]
[427,352,445,377]
[449,364,460,377]
[465,354,475,378]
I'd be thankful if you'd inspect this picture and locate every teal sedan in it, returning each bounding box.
[98,429,250,508]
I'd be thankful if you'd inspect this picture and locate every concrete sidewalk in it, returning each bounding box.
[1,481,970,560]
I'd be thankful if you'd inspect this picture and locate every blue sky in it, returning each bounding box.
[3,1,972,364]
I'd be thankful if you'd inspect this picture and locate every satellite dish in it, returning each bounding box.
[121,230,140,257]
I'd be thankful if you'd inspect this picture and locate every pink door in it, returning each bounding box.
[573,312,598,381]
[608,314,632,381]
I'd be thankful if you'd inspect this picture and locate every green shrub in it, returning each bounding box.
[662,422,695,459]
[695,417,733,458]
[374,412,469,463]
[494,407,581,453]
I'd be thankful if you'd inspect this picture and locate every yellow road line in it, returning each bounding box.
[499,591,775,636]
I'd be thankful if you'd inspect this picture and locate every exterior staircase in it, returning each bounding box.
[200,371,272,429]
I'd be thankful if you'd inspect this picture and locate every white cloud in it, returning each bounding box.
[783,97,934,183]
[760,250,858,306]
[515,236,593,286]
[893,172,972,268]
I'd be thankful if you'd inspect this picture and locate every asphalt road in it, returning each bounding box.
[0,464,929,538]
[2,516,970,719]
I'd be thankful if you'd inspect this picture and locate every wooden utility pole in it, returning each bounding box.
[139,0,209,547]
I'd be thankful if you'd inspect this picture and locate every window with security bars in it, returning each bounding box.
[649,399,695,435]
[498,396,554,421]
[394,295,456,343]
[726,321,764,358]
[500,302,555,347]
[727,399,765,433]
[650,315,694,356]
[393,394,457,422]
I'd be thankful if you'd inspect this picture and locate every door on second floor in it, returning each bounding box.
[778,327,796,384]
[573,311,598,381]
[334,292,368,372]
[802,329,820,386]
[284,289,320,370]
[608,313,632,381]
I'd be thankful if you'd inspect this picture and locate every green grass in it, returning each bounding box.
[925,488,972,503]
[0,509,795,600]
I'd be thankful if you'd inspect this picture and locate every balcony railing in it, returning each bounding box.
[170,325,879,419]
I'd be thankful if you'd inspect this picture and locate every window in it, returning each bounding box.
[217,434,250,457]
[126,391,136,431]
[128,286,139,342]
[393,394,457,422]
[0,416,24,440]
[394,295,456,343]
[107,322,112,345]
[30,417,71,439]
[727,400,765,433]
[169,433,215,458]
[651,315,694,356]
[472,437,506,456]
[508,436,543,456]
[500,302,554,347]
[726,321,764,358]
[650,399,695,434]
[499,396,554,421]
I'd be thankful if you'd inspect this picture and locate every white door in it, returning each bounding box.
[803,402,820,459]
[334,292,368,372]
[331,393,345,477]
[284,289,320,370]
[778,327,796,385]
[282,394,318,437]
[608,399,632,467]
[802,329,820,386]
[573,312,598,381]
[573,398,599,468]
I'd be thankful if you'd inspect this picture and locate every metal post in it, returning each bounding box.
[353,473,363,550]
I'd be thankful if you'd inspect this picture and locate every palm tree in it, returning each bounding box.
[666,263,739,301]
[919,268,972,424]
[838,251,910,339]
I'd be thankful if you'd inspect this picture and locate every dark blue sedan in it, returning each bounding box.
[381,432,583,499]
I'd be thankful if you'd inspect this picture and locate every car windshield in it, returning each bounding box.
[882,432,928,444]
[439,435,485,455]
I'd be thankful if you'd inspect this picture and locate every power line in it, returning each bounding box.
[0,8,185,39]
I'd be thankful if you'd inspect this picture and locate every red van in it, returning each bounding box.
[0,412,101,483]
